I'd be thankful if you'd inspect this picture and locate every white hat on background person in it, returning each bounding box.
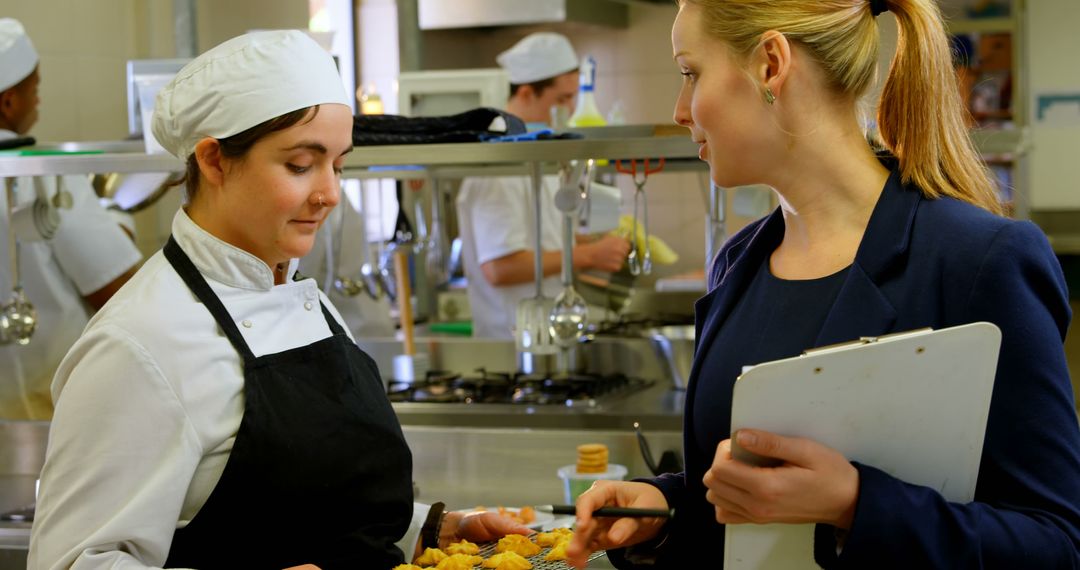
[152,29,349,160]
[0,18,39,93]
[496,32,578,85]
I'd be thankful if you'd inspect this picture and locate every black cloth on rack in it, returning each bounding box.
[351,107,526,146]
[0,136,36,150]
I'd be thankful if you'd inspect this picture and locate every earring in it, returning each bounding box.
[764,87,776,105]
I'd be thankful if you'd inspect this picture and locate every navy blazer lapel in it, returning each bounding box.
[688,210,784,389]
[814,264,898,346]
[814,168,920,346]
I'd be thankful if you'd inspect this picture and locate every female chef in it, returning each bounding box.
[29,30,526,569]
[567,0,1080,568]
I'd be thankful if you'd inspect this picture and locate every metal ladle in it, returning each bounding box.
[2,179,37,345]
[332,201,366,297]
[549,161,590,347]
[356,184,382,300]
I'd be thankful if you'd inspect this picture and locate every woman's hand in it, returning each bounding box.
[440,510,531,547]
[704,429,859,528]
[565,481,669,569]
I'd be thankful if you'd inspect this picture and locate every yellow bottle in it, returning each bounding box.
[568,56,606,128]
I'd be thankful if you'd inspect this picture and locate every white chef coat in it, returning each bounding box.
[29,209,428,570]
[455,175,563,339]
[0,129,142,420]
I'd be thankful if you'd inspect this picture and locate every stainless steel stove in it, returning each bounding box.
[387,369,652,407]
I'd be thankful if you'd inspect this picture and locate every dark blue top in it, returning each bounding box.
[610,161,1080,569]
[692,261,850,477]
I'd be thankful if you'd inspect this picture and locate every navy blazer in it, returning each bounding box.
[612,168,1080,569]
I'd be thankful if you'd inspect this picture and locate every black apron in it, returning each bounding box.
[161,236,413,569]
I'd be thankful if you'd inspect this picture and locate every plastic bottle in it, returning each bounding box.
[568,56,607,128]
[606,100,626,126]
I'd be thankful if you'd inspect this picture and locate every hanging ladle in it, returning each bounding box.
[549,160,590,347]
[332,201,366,297]
[355,183,382,300]
[1,179,37,345]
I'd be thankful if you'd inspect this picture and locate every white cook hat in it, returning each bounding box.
[496,32,578,85]
[0,19,39,93]
[152,29,350,159]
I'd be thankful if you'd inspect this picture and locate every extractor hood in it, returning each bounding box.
[417,0,630,30]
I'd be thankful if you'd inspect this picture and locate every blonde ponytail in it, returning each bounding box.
[877,0,1004,215]
[685,0,1004,216]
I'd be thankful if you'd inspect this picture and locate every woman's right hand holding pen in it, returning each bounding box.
[565,481,669,569]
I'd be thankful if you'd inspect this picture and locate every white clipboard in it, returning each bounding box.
[724,322,1002,570]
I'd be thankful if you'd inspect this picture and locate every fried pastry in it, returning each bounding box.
[435,553,483,570]
[535,528,572,547]
[481,551,533,570]
[544,539,570,561]
[415,547,448,566]
[445,538,480,556]
[494,534,541,557]
[391,565,425,570]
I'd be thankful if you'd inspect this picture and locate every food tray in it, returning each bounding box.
[476,539,605,569]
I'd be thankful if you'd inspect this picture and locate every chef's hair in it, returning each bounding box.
[682,0,1003,215]
[176,105,320,200]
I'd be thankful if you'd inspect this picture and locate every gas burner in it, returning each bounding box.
[388,368,652,405]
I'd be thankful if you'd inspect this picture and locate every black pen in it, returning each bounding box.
[535,505,674,518]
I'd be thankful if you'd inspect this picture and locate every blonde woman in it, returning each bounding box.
[569,0,1080,568]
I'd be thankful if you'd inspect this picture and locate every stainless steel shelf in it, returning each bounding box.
[0,136,700,178]
[0,153,183,177]
[1,131,1016,178]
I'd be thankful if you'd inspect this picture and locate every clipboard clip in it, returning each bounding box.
[801,327,934,357]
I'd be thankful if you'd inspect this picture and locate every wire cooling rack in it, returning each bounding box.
[474,537,605,569]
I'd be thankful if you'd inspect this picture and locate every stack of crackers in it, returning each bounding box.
[576,443,609,474]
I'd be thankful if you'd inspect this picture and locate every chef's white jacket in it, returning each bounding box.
[29,209,428,569]
[455,175,563,339]
[0,129,142,420]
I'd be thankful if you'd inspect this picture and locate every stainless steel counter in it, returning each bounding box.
[357,336,687,431]
[404,424,682,510]
[392,381,684,431]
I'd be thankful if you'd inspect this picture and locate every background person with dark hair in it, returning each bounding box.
[455,32,631,339]
[0,18,140,420]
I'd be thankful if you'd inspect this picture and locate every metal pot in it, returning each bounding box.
[648,325,695,390]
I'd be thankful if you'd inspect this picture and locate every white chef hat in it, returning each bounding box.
[0,19,39,93]
[152,30,350,159]
[496,32,578,85]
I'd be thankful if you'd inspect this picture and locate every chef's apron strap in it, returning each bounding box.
[163,236,257,363]
[319,302,347,337]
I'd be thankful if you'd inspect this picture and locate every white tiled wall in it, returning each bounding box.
[0,0,308,143]
[0,0,142,142]
[0,0,310,256]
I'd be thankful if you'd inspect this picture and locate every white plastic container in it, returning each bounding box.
[557,463,628,504]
